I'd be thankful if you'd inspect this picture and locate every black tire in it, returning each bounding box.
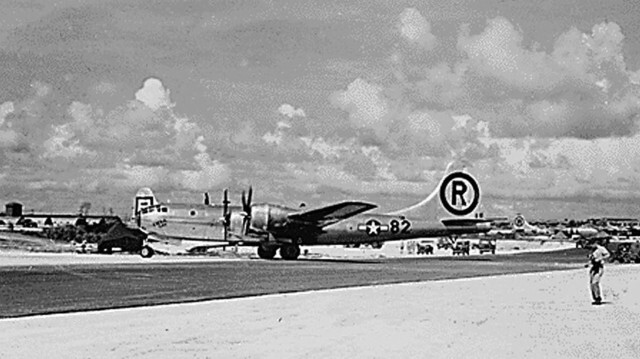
[280,244,301,260]
[140,246,154,258]
[257,245,277,259]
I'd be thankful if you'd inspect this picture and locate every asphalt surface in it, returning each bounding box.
[0,249,589,318]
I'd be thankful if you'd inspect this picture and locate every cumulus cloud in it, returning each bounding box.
[0,102,18,147]
[135,78,173,110]
[42,123,96,159]
[326,12,640,199]
[457,17,563,90]
[31,77,230,191]
[398,8,437,50]
[278,103,306,119]
[455,18,640,139]
[329,78,390,138]
[263,104,306,146]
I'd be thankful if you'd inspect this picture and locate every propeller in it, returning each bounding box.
[221,189,230,241]
[240,186,253,235]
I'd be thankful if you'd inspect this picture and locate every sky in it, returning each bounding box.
[1,0,640,219]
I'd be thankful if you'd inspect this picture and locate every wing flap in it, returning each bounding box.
[288,201,377,226]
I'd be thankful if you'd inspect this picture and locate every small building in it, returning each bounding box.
[5,202,23,217]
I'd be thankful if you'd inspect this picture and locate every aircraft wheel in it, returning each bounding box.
[280,244,301,260]
[257,245,277,260]
[140,246,154,258]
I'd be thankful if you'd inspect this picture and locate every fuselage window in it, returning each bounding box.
[161,207,168,213]
[189,209,197,217]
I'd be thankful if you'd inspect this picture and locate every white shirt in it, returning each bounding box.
[590,244,610,265]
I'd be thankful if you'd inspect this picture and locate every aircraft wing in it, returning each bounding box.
[288,201,377,227]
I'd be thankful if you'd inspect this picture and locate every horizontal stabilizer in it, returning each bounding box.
[441,218,491,228]
[288,201,377,226]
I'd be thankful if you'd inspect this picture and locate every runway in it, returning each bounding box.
[0,249,588,318]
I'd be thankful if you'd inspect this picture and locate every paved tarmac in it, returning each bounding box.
[0,249,589,318]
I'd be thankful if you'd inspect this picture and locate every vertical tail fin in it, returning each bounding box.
[132,187,157,220]
[387,161,482,221]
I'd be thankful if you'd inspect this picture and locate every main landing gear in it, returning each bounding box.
[140,245,155,258]
[257,245,277,259]
[279,244,301,260]
[256,244,301,260]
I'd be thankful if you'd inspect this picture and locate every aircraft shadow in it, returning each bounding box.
[294,257,382,264]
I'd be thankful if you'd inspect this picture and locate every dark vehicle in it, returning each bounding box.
[473,239,496,254]
[607,240,640,263]
[97,222,146,254]
[437,238,453,250]
[452,240,470,255]
[19,218,38,228]
[417,241,434,255]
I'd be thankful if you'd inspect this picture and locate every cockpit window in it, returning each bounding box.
[141,208,149,214]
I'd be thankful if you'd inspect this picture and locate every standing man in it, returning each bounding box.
[586,237,611,305]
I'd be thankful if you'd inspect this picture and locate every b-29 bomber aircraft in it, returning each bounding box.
[133,163,492,260]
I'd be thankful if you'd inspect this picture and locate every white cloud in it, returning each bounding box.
[135,77,173,110]
[278,103,306,118]
[33,78,231,191]
[31,81,51,97]
[457,17,562,90]
[42,123,96,159]
[325,16,640,199]
[329,78,389,137]
[398,8,437,50]
[0,102,14,125]
[179,153,230,190]
[262,131,284,146]
[299,136,344,159]
[0,101,17,147]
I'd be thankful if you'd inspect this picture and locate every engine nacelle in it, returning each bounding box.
[249,204,292,232]
[228,211,247,234]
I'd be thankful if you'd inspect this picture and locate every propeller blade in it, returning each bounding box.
[223,189,229,214]
[241,211,252,236]
[241,186,253,235]
[241,190,246,210]
[222,189,230,241]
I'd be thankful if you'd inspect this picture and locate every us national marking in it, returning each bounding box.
[514,215,525,227]
[439,171,481,216]
[357,219,390,236]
